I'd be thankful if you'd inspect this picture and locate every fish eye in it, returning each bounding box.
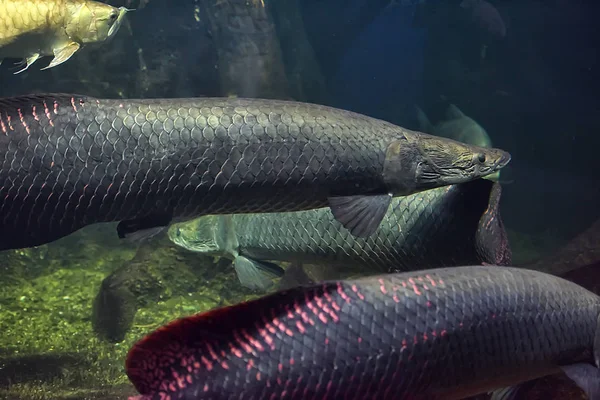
[176,227,181,237]
[477,153,486,163]
[109,12,118,20]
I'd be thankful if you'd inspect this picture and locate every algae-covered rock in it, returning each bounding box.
[91,232,262,343]
[0,221,261,398]
[198,0,290,99]
[269,0,330,103]
[92,234,206,342]
[92,273,140,344]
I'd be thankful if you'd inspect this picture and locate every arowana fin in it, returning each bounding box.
[14,53,40,74]
[328,193,392,238]
[41,41,80,70]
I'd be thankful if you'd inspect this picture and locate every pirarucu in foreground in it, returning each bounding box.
[126,266,600,400]
[0,94,510,250]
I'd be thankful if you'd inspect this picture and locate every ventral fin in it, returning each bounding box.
[41,41,80,70]
[561,363,600,400]
[117,213,172,242]
[14,53,40,74]
[328,193,392,238]
[233,255,284,291]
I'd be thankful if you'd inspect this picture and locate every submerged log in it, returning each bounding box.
[527,217,600,276]
[199,0,290,99]
[269,0,330,103]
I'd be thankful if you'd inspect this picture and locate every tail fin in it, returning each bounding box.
[475,182,512,266]
[126,281,337,397]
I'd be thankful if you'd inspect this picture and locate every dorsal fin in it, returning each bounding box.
[445,104,466,120]
[415,105,434,133]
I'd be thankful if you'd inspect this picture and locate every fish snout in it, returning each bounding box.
[495,150,511,169]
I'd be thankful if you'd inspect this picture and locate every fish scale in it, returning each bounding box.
[126,266,600,399]
[224,179,505,271]
[0,94,509,250]
[0,94,383,248]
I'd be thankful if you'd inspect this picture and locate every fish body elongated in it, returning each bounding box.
[0,94,510,250]
[0,0,128,72]
[169,178,511,276]
[126,266,600,400]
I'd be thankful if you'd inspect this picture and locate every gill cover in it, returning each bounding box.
[169,215,237,256]
[382,130,511,194]
[66,2,129,43]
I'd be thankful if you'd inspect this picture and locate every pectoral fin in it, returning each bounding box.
[328,193,392,238]
[14,53,40,74]
[233,255,284,291]
[41,41,80,70]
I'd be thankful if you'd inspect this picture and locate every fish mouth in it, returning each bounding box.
[107,7,131,38]
[494,151,511,170]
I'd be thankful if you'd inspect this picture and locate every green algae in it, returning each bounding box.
[0,224,259,399]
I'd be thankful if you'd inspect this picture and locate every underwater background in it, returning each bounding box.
[0,0,599,398]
